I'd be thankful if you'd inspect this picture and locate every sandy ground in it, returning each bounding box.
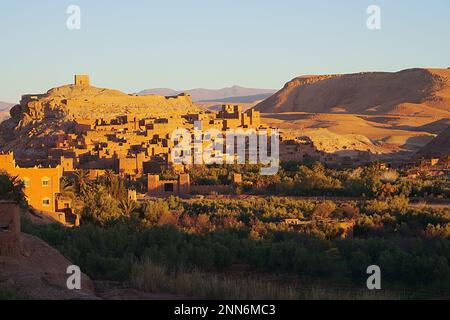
[261,112,448,153]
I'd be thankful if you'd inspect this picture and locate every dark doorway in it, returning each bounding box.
[164,183,174,192]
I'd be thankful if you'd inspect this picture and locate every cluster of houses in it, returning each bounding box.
[0,76,271,223]
[48,103,267,177]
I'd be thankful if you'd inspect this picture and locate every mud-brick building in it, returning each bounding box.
[148,174,191,197]
[147,173,243,197]
[0,152,62,213]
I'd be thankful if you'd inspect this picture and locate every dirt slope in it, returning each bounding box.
[0,233,97,299]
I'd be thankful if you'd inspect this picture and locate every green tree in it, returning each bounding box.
[60,178,76,201]
[119,198,138,216]
[0,174,26,205]
[74,169,90,197]
[81,185,121,226]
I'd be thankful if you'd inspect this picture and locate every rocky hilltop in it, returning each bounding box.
[255,68,450,116]
[0,75,201,151]
[9,75,199,126]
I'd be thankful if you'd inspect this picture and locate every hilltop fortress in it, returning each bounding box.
[0,75,379,171]
[0,75,271,221]
[0,75,269,176]
[12,75,199,127]
[0,75,199,154]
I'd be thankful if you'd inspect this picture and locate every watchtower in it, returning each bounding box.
[179,174,191,195]
[74,75,90,86]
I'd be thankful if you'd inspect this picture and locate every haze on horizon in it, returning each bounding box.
[0,0,449,103]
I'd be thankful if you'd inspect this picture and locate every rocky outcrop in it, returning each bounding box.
[0,78,202,156]
[417,126,450,157]
[9,83,199,127]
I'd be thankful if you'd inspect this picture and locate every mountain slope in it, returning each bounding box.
[137,85,276,102]
[254,68,450,116]
[0,101,14,112]
[199,93,274,104]
[0,102,14,123]
[417,126,450,157]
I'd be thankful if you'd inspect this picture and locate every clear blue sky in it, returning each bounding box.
[1,0,449,103]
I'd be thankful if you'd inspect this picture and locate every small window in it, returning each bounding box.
[41,177,50,187]
[42,198,50,206]
[23,178,30,188]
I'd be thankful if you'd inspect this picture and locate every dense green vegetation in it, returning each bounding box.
[22,193,450,297]
[3,166,448,299]
[185,162,450,199]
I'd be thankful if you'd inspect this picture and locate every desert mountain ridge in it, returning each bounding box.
[0,102,14,123]
[0,101,14,112]
[255,68,450,117]
[137,85,276,103]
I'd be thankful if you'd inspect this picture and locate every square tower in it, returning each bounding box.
[74,75,90,86]
[178,174,191,195]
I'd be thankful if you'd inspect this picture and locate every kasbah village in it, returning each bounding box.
[0,75,448,231]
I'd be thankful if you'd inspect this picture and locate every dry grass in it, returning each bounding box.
[130,260,404,300]
[130,261,299,300]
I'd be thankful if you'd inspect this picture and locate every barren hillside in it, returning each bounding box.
[255,68,450,116]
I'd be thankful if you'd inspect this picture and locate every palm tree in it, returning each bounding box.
[109,175,126,201]
[0,174,26,205]
[119,198,137,216]
[104,169,115,186]
[60,178,76,200]
[74,169,90,197]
